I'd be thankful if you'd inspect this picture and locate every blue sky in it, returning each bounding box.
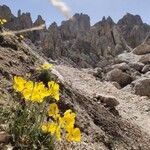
[0,0,150,26]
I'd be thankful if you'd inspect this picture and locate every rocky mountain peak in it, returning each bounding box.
[34,15,45,26]
[71,13,90,30]
[48,22,58,30]
[94,16,115,28]
[60,13,90,40]
[107,16,114,23]
[17,9,21,17]
[17,12,33,29]
[0,5,14,21]
[118,13,143,26]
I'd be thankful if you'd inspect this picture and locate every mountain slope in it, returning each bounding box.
[0,28,150,150]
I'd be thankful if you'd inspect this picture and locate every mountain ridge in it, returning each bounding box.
[0,5,150,69]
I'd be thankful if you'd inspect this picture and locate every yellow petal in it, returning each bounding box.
[13,76,27,92]
[72,128,81,142]
[48,81,60,101]
[55,126,61,140]
[66,128,81,142]
[63,109,76,127]
[48,103,59,118]
[48,122,57,134]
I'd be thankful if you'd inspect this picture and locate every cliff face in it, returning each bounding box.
[0,5,150,68]
[118,13,150,48]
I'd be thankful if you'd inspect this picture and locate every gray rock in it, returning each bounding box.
[106,68,132,87]
[132,43,150,55]
[139,54,150,64]
[94,94,119,108]
[112,62,130,71]
[142,64,150,73]
[134,78,150,98]
[129,62,144,72]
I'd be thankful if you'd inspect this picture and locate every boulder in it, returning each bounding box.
[132,43,150,55]
[106,68,132,87]
[117,52,140,63]
[139,54,150,64]
[134,78,150,98]
[129,62,144,72]
[112,62,130,71]
[142,64,150,73]
[94,94,119,108]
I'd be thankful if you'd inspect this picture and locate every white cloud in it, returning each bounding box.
[49,0,71,19]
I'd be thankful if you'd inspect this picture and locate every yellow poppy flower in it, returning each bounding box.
[47,122,61,140]
[13,76,27,92]
[48,103,59,119]
[22,81,34,100]
[41,63,53,70]
[63,109,76,130]
[48,81,60,101]
[66,127,81,142]
[30,82,48,102]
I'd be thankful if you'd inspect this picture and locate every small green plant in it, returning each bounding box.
[7,62,81,149]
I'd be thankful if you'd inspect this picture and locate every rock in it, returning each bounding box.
[112,62,130,71]
[143,71,150,78]
[130,71,141,80]
[129,62,144,72]
[134,78,150,97]
[142,64,150,73]
[94,94,119,108]
[112,26,132,54]
[139,54,150,64]
[111,82,121,89]
[144,32,150,45]
[106,68,132,87]
[0,132,11,143]
[122,84,133,92]
[93,68,103,79]
[132,43,150,55]
[117,52,140,63]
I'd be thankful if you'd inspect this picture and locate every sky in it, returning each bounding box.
[0,0,150,26]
